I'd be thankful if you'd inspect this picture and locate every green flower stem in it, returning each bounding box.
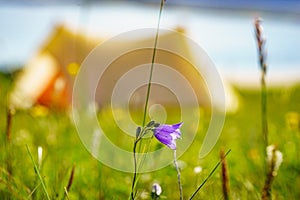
[130,127,152,200]
[130,139,139,200]
[174,150,183,200]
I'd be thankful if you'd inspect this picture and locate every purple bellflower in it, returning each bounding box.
[153,122,183,150]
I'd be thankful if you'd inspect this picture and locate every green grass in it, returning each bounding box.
[0,72,300,199]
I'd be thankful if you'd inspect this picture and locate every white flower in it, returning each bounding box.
[266,145,283,176]
[194,166,202,174]
[152,183,162,196]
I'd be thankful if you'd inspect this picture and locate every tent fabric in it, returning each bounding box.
[10,24,238,112]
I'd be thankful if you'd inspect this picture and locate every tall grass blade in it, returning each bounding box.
[5,107,13,193]
[141,0,165,127]
[66,165,75,192]
[26,145,51,200]
[27,182,41,199]
[189,149,231,200]
[6,107,13,143]
[220,148,230,200]
[130,1,165,199]
[64,187,71,200]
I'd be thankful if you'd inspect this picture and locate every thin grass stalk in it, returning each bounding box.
[26,145,51,200]
[6,107,13,143]
[189,149,231,200]
[174,150,183,200]
[27,182,41,199]
[5,107,13,194]
[136,135,154,178]
[130,1,165,199]
[261,147,276,200]
[261,76,268,147]
[64,187,70,200]
[65,165,75,194]
[220,148,230,200]
[141,0,164,127]
[136,0,165,176]
[254,18,269,153]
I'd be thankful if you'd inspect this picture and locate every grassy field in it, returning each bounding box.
[0,72,300,199]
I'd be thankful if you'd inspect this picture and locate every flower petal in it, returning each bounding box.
[155,122,182,135]
[154,132,172,146]
[172,122,183,130]
[153,122,183,150]
[167,141,176,150]
[155,125,174,134]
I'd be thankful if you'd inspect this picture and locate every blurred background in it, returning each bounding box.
[1,1,300,199]
[1,0,300,88]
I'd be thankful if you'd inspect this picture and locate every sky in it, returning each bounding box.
[0,1,299,86]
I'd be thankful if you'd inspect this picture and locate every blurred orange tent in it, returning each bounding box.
[9,24,239,112]
[10,24,98,109]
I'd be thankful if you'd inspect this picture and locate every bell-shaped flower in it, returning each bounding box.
[153,122,183,150]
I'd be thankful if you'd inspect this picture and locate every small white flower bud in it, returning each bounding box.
[194,166,202,174]
[266,145,283,176]
[38,146,43,169]
[152,183,162,196]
